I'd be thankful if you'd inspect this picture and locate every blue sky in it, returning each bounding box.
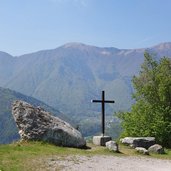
[0,0,171,56]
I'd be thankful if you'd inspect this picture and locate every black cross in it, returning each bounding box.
[91,90,115,136]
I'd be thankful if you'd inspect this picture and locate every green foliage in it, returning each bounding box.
[118,52,171,147]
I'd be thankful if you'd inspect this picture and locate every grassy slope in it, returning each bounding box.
[0,141,171,171]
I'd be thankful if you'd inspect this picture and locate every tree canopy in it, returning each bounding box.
[118,52,171,147]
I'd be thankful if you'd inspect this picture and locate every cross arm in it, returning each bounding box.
[91,100,115,103]
[104,100,115,103]
[91,100,102,103]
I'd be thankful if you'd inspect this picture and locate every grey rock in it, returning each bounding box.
[148,144,165,154]
[135,147,149,155]
[106,140,119,152]
[12,100,86,148]
[120,137,155,149]
[120,137,134,145]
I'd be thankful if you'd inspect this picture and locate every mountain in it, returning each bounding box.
[0,87,71,144]
[0,42,171,137]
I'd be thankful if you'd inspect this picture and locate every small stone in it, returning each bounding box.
[135,147,149,155]
[148,144,165,154]
[106,141,119,152]
[120,137,134,145]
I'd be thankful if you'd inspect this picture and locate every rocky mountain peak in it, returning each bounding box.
[152,42,171,50]
[61,42,100,51]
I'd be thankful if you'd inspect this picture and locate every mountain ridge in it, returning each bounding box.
[0,42,171,138]
[2,42,171,57]
[1,42,171,112]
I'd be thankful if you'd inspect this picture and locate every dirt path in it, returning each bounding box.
[48,155,171,171]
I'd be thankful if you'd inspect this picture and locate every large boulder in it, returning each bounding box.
[12,100,86,148]
[120,137,155,149]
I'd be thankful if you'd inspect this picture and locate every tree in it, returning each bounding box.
[118,52,171,147]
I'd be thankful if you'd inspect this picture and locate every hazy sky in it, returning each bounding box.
[0,0,171,55]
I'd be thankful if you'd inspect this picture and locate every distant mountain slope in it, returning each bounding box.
[0,87,70,144]
[0,42,171,119]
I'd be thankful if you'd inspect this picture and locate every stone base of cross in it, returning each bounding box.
[93,135,112,146]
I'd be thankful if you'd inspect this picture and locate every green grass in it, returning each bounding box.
[0,141,171,171]
[149,148,171,159]
[0,141,112,171]
[120,143,171,156]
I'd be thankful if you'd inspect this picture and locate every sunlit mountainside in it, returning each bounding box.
[0,42,171,141]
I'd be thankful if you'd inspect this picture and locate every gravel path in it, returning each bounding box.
[48,155,171,171]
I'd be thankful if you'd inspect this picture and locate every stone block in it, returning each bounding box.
[93,136,112,146]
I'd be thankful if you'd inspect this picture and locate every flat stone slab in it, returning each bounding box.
[120,137,155,149]
[93,136,112,146]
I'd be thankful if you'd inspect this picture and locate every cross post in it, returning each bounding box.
[91,90,115,136]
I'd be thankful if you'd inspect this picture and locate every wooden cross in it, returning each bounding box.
[91,90,115,136]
